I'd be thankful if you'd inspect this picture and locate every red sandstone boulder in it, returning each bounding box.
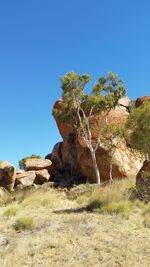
[15,169,50,187]
[76,137,143,182]
[135,96,150,108]
[15,171,36,186]
[0,161,16,191]
[53,98,130,139]
[23,158,52,171]
[35,169,50,183]
[53,99,73,137]
[51,97,144,183]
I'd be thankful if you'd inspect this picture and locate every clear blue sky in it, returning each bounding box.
[0,0,150,167]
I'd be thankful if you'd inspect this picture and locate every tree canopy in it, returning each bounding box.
[127,101,150,159]
[53,71,126,184]
[53,71,126,129]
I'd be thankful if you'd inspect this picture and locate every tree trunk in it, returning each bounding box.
[109,162,113,181]
[90,148,101,184]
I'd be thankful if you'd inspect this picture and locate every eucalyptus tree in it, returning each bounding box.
[53,71,126,184]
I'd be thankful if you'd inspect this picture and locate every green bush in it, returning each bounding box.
[13,216,35,231]
[101,201,133,219]
[86,179,134,218]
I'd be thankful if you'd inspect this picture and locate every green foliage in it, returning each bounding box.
[54,71,126,129]
[53,71,126,184]
[19,154,41,170]
[101,123,127,140]
[101,201,133,219]
[13,216,35,231]
[127,101,150,157]
[87,199,132,219]
[90,72,126,112]
[86,178,134,218]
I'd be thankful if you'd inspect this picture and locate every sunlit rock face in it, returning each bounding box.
[51,97,144,183]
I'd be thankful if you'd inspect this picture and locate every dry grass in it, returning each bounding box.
[86,178,134,218]
[0,178,150,267]
[3,203,20,217]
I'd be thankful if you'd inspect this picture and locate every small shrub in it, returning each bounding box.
[13,216,35,231]
[3,204,20,217]
[101,201,133,219]
[86,179,134,218]
[76,195,89,205]
[87,199,102,211]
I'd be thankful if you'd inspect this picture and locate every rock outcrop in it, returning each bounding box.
[15,159,51,188]
[136,160,150,202]
[0,161,16,191]
[15,171,36,187]
[51,97,144,183]
[135,96,150,107]
[22,158,52,171]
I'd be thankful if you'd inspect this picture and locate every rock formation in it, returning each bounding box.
[0,158,52,192]
[135,96,150,107]
[15,158,51,188]
[50,97,144,184]
[22,158,52,171]
[0,161,16,191]
[136,160,150,202]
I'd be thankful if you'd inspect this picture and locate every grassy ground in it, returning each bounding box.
[1,178,150,267]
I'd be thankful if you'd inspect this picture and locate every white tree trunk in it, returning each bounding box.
[90,148,101,184]
[109,162,113,181]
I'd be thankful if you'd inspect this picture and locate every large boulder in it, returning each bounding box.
[135,96,150,108]
[51,97,144,183]
[53,99,73,137]
[22,158,52,171]
[53,98,130,139]
[15,169,50,187]
[136,160,150,202]
[15,171,36,187]
[0,161,16,191]
[76,138,143,183]
[35,169,50,184]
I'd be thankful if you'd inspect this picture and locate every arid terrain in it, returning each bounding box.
[1,178,150,267]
